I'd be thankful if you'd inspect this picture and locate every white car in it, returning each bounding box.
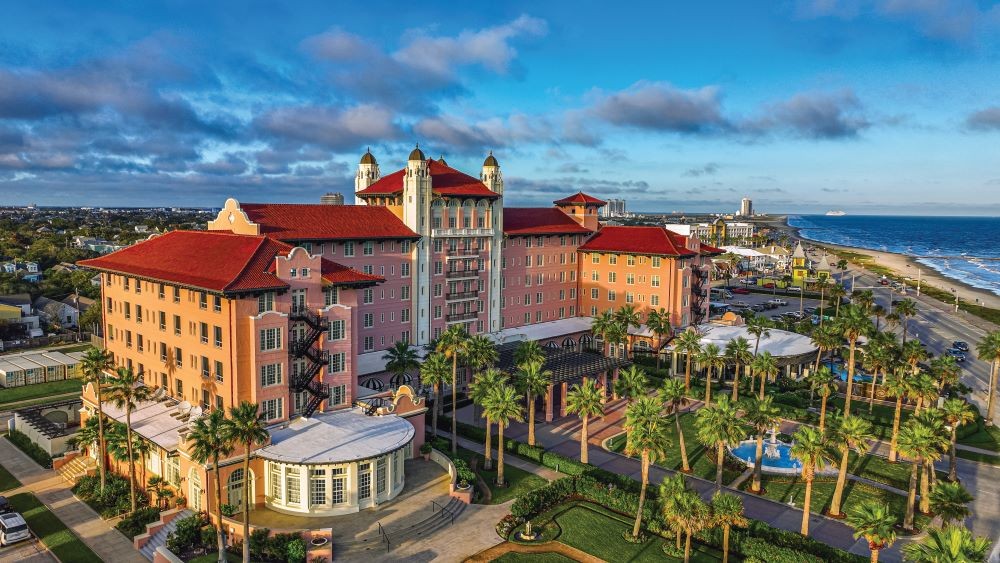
[0,512,30,546]
[787,286,802,292]
[768,299,788,306]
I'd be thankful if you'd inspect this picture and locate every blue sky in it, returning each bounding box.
[1,1,999,214]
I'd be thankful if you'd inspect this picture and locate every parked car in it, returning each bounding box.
[751,304,766,312]
[787,286,802,292]
[946,348,967,362]
[768,298,788,306]
[953,341,970,352]
[0,497,10,514]
[803,306,817,314]
[0,512,30,547]
[731,287,750,295]
[763,282,775,289]
[762,302,778,310]
[770,314,783,321]
[732,301,749,308]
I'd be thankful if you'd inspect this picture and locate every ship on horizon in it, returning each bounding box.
[825,210,846,216]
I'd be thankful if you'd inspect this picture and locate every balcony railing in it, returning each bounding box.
[446,311,478,322]
[446,269,483,279]
[432,227,494,238]
[445,290,479,301]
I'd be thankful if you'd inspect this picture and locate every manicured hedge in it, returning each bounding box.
[6,429,53,468]
[115,506,161,539]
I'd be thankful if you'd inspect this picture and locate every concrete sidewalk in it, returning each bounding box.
[0,438,146,563]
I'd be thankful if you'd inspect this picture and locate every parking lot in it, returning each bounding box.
[709,284,832,322]
[0,538,55,562]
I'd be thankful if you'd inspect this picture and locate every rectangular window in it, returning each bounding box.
[199,292,207,309]
[328,320,345,340]
[343,242,355,257]
[286,466,301,504]
[214,326,222,347]
[627,255,636,266]
[257,292,274,314]
[652,256,662,268]
[363,241,374,256]
[363,289,373,304]
[158,311,166,331]
[331,469,346,504]
[363,336,374,352]
[330,352,346,373]
[214,360,223,382]
[651,294,660,306]
[200,322,208,344]
[310,469,326,506]
[174,347,183,367]
[609,255,618,265]
[201,356,210,378]
[260,328,282,351]
[270,464,282,500]
[358,467,371,500]
[608,272,617,283]
[376,458,387,495]
[401,285,410,300]
[591,288,599,299]
[325,287,339,306]
[213,295,221,312]
[173,287,180,303]
[651,275,660,288]
[261,363,283,386]
[626,273,635,285]
[401,262,410,277]
[262,398,283,421]
[124,302,131,320]
[401,308,410,322]
[363,313,373,328]
[608,290,617,302]
[330,384,346,405]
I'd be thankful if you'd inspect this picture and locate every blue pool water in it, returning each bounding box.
[829,363,874,383]
[730,441,801,470]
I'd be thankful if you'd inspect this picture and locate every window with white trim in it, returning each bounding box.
[262,398,283,421]
[261,363,282,386]
[329,352,345,373]
[310,469,326,506]
[328,320,345,340]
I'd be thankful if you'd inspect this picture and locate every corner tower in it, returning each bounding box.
[354,149,381,206]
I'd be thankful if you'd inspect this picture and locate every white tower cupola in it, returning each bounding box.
[480,151,503,195]
[354,148,381,205]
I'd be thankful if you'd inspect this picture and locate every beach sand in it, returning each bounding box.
[767,217,1000,310]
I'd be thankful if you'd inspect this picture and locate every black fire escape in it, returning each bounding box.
[289,307,331,417]
[691,265,709,323]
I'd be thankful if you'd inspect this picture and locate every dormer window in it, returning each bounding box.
[289,268,297,278]
[300,268,309,278]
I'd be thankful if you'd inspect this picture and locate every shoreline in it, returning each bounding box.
[770,216,1000,311]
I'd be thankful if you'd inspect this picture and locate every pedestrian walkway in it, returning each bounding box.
[0,439,145,563]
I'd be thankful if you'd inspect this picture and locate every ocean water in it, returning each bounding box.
[788,215,1000,297]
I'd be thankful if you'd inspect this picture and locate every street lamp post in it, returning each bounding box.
[951,288,959,313]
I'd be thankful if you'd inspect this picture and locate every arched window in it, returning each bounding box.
[227,468,255,511]
[188,468,203,511]
[579,334,594,351]
[562,337,577,350]
[545,341,558,349]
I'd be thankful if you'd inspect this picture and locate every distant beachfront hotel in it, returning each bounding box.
[74,147,720,526]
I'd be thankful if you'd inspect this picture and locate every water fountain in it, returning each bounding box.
[764,427,781,460]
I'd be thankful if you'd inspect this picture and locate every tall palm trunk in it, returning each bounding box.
[722,525,731,563]
[241,449,251,563]
[870,547,881,563]
[758,371,767,400]
[801,470,813,535]
[527,391,537,447]
[904,458,919,531]
[580,415,589,464]
[949,427,959,482]
[125,409,137,513]
[751,433,764,493]
[432,384,441,438]
[96,384,107,494]
[684,529,692,563]
[496,423,506,486]
[684,356,692,392]
[214,458,226,563]
[844,340,858,414]
[715,444,725,489]
[868,375,878,414]
[731,363,741,401]
[704,367,713,406]
[987,360,998,426]
[819,394,829,432]
[632,450,649,538]
[829,448,850,517]
[889,396,903,462]
[451,357,458,454]
[675,410,690,472]
[919,461,931,514]
[483,417,493,470]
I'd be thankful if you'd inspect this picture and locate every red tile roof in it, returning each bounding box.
[553,192,606,206]
[78,231,380,293]
[578,226,697,257]
[503,208,594,235]
[355,159,500,199]
[239,203,418,241]
[698,242,725,255]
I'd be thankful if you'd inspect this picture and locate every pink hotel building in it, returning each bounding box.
[75,146,720,523]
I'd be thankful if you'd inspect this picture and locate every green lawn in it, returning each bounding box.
[0,378,83,406]
[743,476,931,534]
[7,492,102,563]
[494,553,576,563]
[957,425,1000,452]
[536,501,722,562]
[188,552,241,562]
[0,462,21,492]
[956,449,1000,466]
[606,412,743,485]
[453,447,550,504]
[846,451,946,490]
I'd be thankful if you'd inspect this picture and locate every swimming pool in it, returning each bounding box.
[829,363,874,383]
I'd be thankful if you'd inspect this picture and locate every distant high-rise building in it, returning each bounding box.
[321,192,345,205]
[739,197,753,217]
[601,198,627,218]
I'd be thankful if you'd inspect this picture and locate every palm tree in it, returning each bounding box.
[517,360,551,447]
[808,366,838,432]
[614,365,648,405]
[929,481,974,526]
[133,436,151,492]
[746,315,771,358]
[222,402,269,563]
[930,355,961,391]
[862,344,894,414]
[623,395,670,540]
[565,378,604,464]
[675,329,703,392]
[591,310,617,356]
[614,304,643,359]
[188,409,234,562]
[810,324,842,374]
[846,500,897,563]
[660,379,691,472]
[911,373,939,414]
[853,289,875,313]
[697,343,724,406]
[790,425,834,535]
[420,352,450,439]
[71,416,100,458]
[711,493,747,563]
[744,396,781,494]
[902,525,992,562]
[750,351,778,400]
[829,415,875,517]
[897,420,939,532]
[976,330,1000,426]
[646,307,672,369]
[80,346,113,493]
[382,340,419,389]
[829,283,847,317]
[146,476,173,509]
[872,304,886,332]
[939,399,975,482]
[901,340,929,376]
[912,408,948,514]
[666,489,710,563]
[894,299,917,345]
[437,325,470,454]
[484,383,523,486]
[695,395,747,489]
[724,337,752,401]
[836,305,873,414]
[659,474,688,550]
[465,334,498,373]
[815,276,830,325]
[836,259,849,282]
[104,366,152,513]
[884,369,913,463]
[470,368,509,470]
[513,339,544,368]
